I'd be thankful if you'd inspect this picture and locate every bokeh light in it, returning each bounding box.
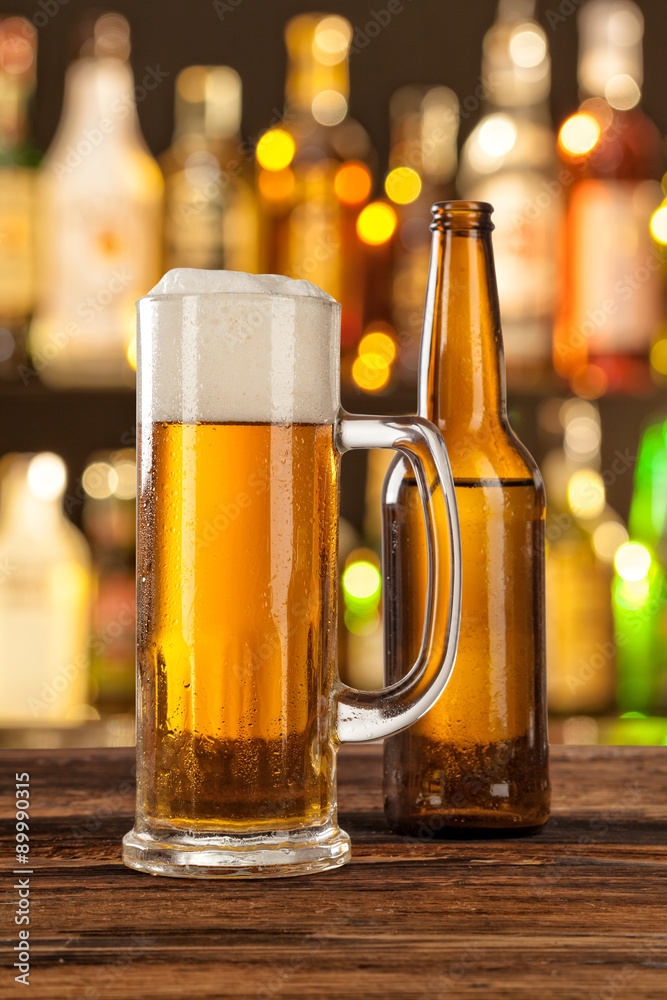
[27,453,67,502]
[558,113,601,156]
[82,461,117,500]
[312,16,351,64]
[559,397,599,427]
[358,330,396,363]
[614,542,652,582]
[256,129,296,171]
[113,461,137,500]
[385,166,422,205]
[605,73,641,111]
[567,469,606,519]
[477,115,517,158]
[342,560,381,608]
[356,201,397,246]
[562,404,601,462]
[571,364,609,399]
[509,26,547,69]
[312,90,348,126]
[650,205,667,245]
[352,353,391,392]
[650,339,667,375]
[334,161,371,205]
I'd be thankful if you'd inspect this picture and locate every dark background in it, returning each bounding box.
[11,0,667,180]
[1,0,666,529]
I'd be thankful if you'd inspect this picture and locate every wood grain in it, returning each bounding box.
[1,745,666,999]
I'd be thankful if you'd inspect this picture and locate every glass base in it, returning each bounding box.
[122,820,351,879]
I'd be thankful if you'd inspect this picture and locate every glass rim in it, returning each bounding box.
[137,290,342,307]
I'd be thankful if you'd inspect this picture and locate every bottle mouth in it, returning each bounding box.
[430,201,495,232]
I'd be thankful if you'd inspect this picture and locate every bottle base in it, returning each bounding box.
[122,820,351,879]
[386,816,549,840]
[384,733,551,840]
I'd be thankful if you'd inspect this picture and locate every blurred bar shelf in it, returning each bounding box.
[3,375,667,526]
[549,715,667,746]
[0,714,135,750]
[3,713,666,750]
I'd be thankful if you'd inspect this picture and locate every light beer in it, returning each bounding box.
[384,202,550,835]
[124,267,462,877]
[138,420,339,830]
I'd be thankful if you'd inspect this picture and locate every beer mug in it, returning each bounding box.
[122,270,461,878]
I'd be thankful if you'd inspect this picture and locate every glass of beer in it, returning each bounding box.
[122,269,461,878]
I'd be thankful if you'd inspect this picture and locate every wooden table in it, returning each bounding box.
[1,745,666,999]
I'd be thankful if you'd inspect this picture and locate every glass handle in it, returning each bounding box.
[334,413,461,743]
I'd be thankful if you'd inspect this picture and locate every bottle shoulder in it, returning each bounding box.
[38,144,163,204]
[443,419,543,490]
[383,423,544,502]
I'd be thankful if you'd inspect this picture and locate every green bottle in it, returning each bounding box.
[613,420,667,713]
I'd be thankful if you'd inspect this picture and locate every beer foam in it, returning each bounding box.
[138,269,340,425]
[148,268,337,302]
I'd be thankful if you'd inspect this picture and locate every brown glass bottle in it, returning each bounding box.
[383,201,550,836]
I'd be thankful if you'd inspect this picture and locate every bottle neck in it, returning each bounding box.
[389,87,459,188]
[172,67,241,144]
[285,65,350,126]
[419,215,506,436]
[57,58,139,142]
[497,0,536,18]
[482,5,551,113]
[173,106,238,144]
[577,0,643,104]
[284,16,350,124]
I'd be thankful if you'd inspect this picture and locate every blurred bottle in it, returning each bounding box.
[161,66,258,273]
[613,419,667,712]
[0,453,91,724]
[0,18,39,379]
[258,14,373,345]
[29,13,163,388]
[349,198,399,395]
[554,0,663,395]
[459,0,561,381]
[82,449,136,713]
[543,399,621,714]
[627,419,667,565]
[389,86,459,381]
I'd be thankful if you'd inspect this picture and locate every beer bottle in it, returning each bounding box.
[383,200,550,835]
